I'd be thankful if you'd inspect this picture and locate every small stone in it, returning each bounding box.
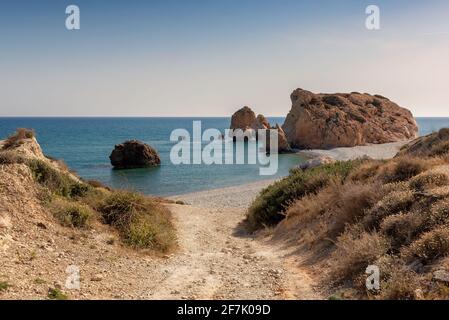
[91,274,103,282]
[36,222,47,229]
[433,270,449,284]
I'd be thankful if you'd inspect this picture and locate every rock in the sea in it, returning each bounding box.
[230,106,256,131]
[300,156,336,170]
[282,89,418,149]
[275,124,291,153]
[265,124,292,153]
[109,140,161,169]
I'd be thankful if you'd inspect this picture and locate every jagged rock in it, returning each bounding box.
[300,156,336,170]
[252,114,270,131]
[275,124,291,153]
[265,124,292,154]
[282,89,418,149]
[109,140,161,169]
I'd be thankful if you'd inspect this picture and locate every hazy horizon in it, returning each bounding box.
[1,0,449,117]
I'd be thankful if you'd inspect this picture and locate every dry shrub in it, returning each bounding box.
[98,191,176,252]
[409,168,449,191]
[378,267,420,300]
[402,226,449,263]
[330,226,390,282]
[363,190,415,229]
[52,201,93,228]
[2,128,35,150]
[0,151,25,165]
[348,161,382,182]
[429,198,449,226]
[380,212,426,250]
[430,140,449,156]
[283,182,381,244]
[378,157,430,183]
[246,161,359,231]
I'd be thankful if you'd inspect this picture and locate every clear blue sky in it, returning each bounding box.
[1,0,448,116]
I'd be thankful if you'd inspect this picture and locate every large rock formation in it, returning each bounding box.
[110,140,161,169]
[230,106,256,131]
[282,89,419,149]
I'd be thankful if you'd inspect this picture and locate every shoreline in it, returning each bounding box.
[297,140,409,161]
[170,140,409,208]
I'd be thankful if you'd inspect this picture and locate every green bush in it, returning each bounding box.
[98,191,176,251]
[47,288,69,300]
[53,202,93,228]
[246,161,359,231]
[0,281,11,292]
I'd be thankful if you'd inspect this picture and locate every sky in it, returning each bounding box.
[0,0,448,117]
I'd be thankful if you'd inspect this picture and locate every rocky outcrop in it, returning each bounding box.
[282,89,419,149]
[229,106,292,153]
[230,106,256,131]
[109,140,161,169]
[299,155,336,170]
[276,125,291,153]
[396,128,449,157]
[252,114,270,131]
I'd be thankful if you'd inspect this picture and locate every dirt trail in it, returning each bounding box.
[148,204,320,300]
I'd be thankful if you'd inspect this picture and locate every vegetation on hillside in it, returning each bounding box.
[0,129,176,253]
[248,128,449,299]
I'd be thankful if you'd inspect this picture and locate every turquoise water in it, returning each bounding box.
[0,117,304,195]
[0,117,447,196]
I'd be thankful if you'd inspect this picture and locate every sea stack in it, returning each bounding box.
[109,140,161,169]
[229,106,292,153]
[230,106,257,131]
[282,89,419,149]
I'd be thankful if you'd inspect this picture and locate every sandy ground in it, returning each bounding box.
[169,179,276,208]
[298,140,409,161]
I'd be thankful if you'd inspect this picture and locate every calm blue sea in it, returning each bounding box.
[0,117,447,196]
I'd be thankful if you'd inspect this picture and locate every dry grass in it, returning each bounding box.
[402,226,449,263]
[246,161,359,231]
[330,227,390,283]
[0,150,25,165]
[378,157,430,183]
[363,190,415,230]
[253,128,449,299]
[2,128,35,150]
[409,167,449,191]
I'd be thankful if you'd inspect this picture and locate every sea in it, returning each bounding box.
[0,117,448,196]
